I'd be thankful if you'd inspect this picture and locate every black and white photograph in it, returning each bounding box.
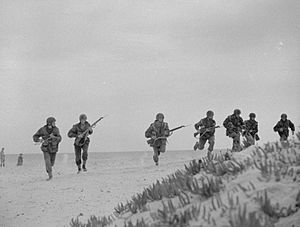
[0,0,300,226]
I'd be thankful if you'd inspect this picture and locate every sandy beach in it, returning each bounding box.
[0,150,200,227]
[1,143,299,227]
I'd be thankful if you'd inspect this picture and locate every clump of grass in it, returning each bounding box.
[199,176,223,197]
[153,203,204,227]
[200,156,246,177]
[253,144,299,182]
[229,204,275,227]
[255,190,298,220]
[115,202,127,215]
[124,219,148,227]
[184,159,202,175]
[70,215,114,227]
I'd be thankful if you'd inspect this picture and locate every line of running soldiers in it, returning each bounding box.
[145,110,295,165]
[31,111,295,180]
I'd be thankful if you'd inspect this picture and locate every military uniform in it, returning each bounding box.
[223,113,244,151]
[243,119,258,145]
[68,121,93,168]
[33,119,62,179]
[194,117,216,151]
[273,119,295,141]
[145,118,170,165]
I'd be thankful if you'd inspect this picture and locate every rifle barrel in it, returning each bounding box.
[169,125,185,132]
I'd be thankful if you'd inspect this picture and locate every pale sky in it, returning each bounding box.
[0,0,299,154]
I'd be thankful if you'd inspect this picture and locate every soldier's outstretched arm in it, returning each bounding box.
[33,128,43,142]
[253,123,258,134]
[273,122,280,132]
[195,119,204,130]
[145,125,153,138]
[67,125,77,138]
[289,120,295,132]
[223,117,229,128]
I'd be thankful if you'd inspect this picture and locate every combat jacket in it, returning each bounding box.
[33,126,62,153]
[243,119,258,137]
[273,119,295,138]
[194,117,216,139]
[223,114,244,136]
[68,122,93,145]
[145,121,170,147]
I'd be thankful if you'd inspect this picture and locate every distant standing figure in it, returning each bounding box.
[0,147,5,167]
[193,110,217,158]
[17,153,23,166]
[243,113,259,146]
[273,113,295,141]
[223,109,244,152]
[33,117,62,180]
[145,113,170,166]
[68,114,93,173]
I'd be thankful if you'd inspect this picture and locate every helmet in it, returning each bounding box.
[79,114,87,121]
[233,109,241,115]
[156,113,164,120]
[281,113,287,119]
[206,110,214,117]
[46,117,56,125]
[249,113,256,118]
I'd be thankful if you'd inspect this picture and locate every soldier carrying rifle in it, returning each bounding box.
[223,109,244,152]
[193,110,219,159]
[243,113,259,146]
[68,114,104,173]
[273,113,295,142]
[33,117,62,180]
[145,113,187,166]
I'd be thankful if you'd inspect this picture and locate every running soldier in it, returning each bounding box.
[273,113,295,141]
[243,113,259,146]
[223,109,244,152]
[145,113,170,166]
[68,114,93,173]
[193,110,217,158]
[33,117,62,180]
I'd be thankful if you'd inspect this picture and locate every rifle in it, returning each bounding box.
[34,136,52,146]
[194,126,220,138]
[147,125,188,147]
[75,116,106,146]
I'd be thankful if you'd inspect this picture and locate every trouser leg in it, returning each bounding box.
[50,153,57,166]
[230,132,241,152]
[279,133,289,148]
[198,138,207,150]
[74,145,82,166]
[280,134,288,141]
[207,136,215,151]
[153,147,159,163]
[43,152,52,176]
[159,144,166,154]
[245,133,255,145]
[82,143,89,163]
